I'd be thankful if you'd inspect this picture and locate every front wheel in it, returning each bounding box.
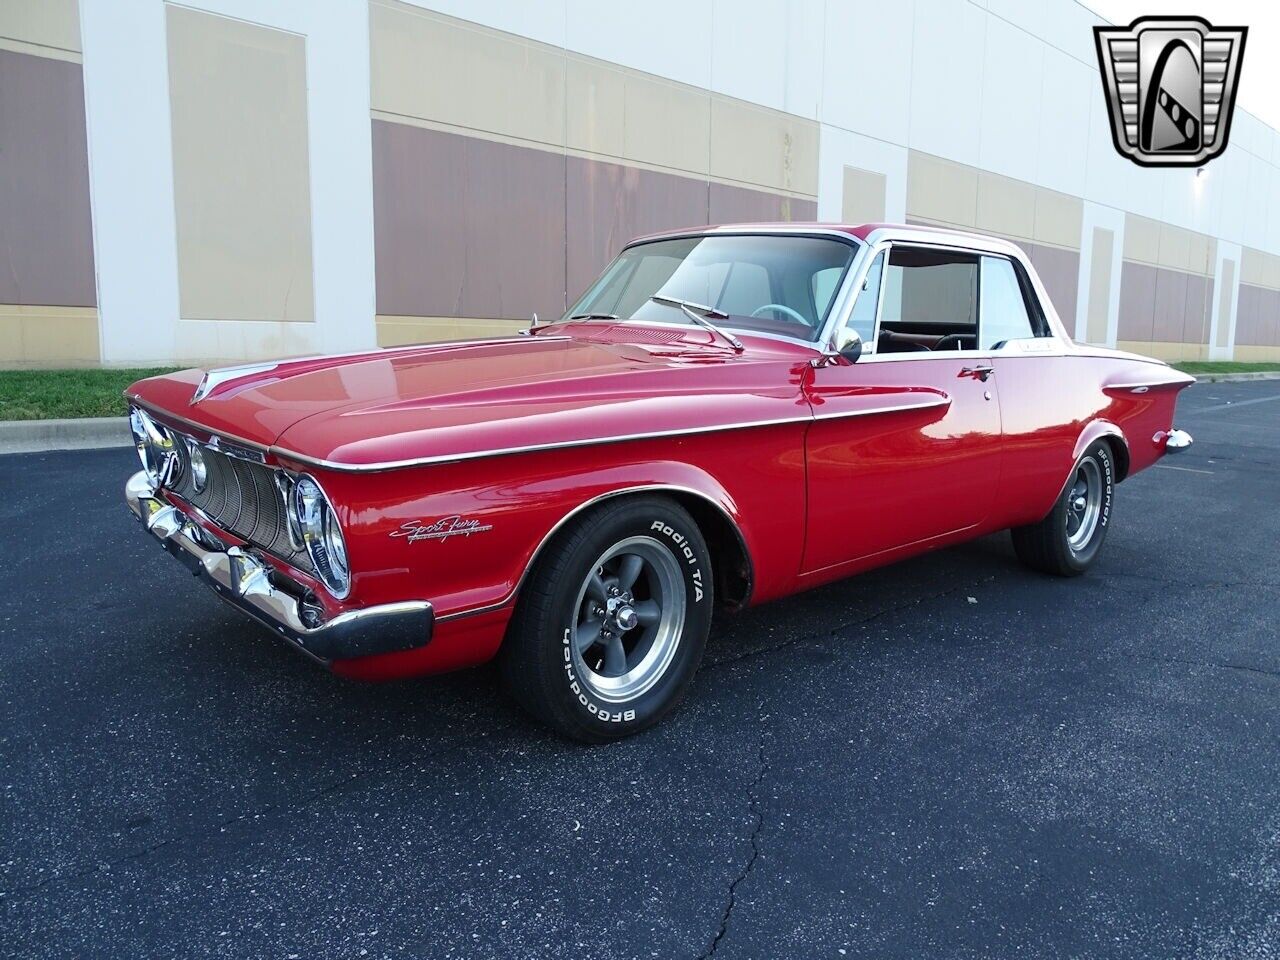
[498,496,714,742]
[1011,441,1115,576]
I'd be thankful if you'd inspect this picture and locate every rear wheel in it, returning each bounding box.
[1011,441,1115,576]
[498,496,713,742]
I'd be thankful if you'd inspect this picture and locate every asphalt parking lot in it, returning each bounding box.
[1,380,1277,959]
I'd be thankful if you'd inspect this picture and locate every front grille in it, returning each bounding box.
[170,441,313,574]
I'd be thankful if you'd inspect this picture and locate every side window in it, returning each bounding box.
[980,256,1036,349]
[843,251,884,346]
[877,246,978,352]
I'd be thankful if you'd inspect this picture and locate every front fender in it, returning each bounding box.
[307,423,807,632]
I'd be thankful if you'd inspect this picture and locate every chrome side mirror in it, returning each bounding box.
[836,329,863,364]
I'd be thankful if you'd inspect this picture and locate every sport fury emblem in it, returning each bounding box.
[1094,16,1247,168]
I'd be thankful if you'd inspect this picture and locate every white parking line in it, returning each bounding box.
[1192,394,1280,414]
[1156,464,1215,475]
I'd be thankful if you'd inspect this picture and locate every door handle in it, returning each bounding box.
[960,365,995,382]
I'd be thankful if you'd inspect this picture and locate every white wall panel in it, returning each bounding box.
[977,15,1041,183]
[1034,47,1092,197]
[82,0,376,364]
[908,0,986,165]
[820,0,914,146]
[399,0,567,48]
[564,0,713,91]
[817,124,908,223]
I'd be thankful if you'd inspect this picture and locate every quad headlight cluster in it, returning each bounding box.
[129,407,185,487]
[291,475,351,598]
[130,406,351,599]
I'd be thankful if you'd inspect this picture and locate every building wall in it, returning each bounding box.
[0,0,98,366]
[3,0,1279,367]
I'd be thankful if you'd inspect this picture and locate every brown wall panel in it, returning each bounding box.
[565,156,709,304]
[709,182,816,225]
[1182,274,1212,345]
[0,48,95,306]
[372,120,567,320]
[1117,261,1157,342]
[1024,242,1078,327]
[1151,268,1188,343]
[1236,284,1280,346]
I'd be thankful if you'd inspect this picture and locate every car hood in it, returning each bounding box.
[128,328,815,469]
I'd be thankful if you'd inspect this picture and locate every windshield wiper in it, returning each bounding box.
[649,295,744,353]
[567,313,620,321]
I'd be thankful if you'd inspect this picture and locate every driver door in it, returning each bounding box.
[801,243,1002,574]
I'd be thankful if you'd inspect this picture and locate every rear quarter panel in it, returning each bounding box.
[995,353,1193,527]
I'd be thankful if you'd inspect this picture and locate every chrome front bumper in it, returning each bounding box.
[1161,428,1194,453]
[125,472,432,662]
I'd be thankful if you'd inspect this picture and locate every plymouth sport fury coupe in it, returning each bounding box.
[125,223,1194,741]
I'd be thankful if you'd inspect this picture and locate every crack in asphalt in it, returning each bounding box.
[1108,570,1280,590]
[0,731,498,904]
[1132,652,1280,682]
[705,574,999,670]
[698,729,770,959]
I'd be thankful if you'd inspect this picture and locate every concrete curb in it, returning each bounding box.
[1190,371,1280,383]
[0,417,131,455]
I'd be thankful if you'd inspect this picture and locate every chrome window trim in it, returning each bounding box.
[820,233,1072,363]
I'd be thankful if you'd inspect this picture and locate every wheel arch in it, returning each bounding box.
[515,484,754,617]
[1073,420,1131,482]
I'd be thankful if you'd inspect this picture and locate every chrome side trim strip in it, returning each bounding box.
[270,398,947,473]
[435,483,752,624]
[810,395,950,420]
[1105,378,1196,391]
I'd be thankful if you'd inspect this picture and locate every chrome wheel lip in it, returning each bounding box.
[1066,457,1103,551]
[570,535,686,704]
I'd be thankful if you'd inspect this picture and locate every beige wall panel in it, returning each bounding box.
[0,0,80,54]
[1241,247,1280,290]
[842,166,886,224]
[1033,189,1083,249]
[709,95,818,196]
[975,171,1035,241]
[371,0,565,150]
[622,72,710,175]
[907,151,978,228]
[1085,227,1114,345]
[568,58,711,173]
[565,55,627,160]
[0,304,98,366]
[168,6,313,323]
[376,315,526,347]
[1216,259,1236,349]
[1123,214,1161,265]
[1234,344,1280,362]
[1157,223,1193,274]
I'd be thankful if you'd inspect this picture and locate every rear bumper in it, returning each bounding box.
[125,471,433,663]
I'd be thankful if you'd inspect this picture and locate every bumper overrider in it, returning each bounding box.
[125,471,432,663]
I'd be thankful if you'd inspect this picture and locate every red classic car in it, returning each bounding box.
[125,223,1194,741]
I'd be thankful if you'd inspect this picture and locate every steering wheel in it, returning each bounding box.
[750,303,808,326]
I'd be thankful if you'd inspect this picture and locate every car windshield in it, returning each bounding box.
[565,235,857,343]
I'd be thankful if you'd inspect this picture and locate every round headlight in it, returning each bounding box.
[292,475,350,598]
[185,438,207,493]
[129,408,182,487]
